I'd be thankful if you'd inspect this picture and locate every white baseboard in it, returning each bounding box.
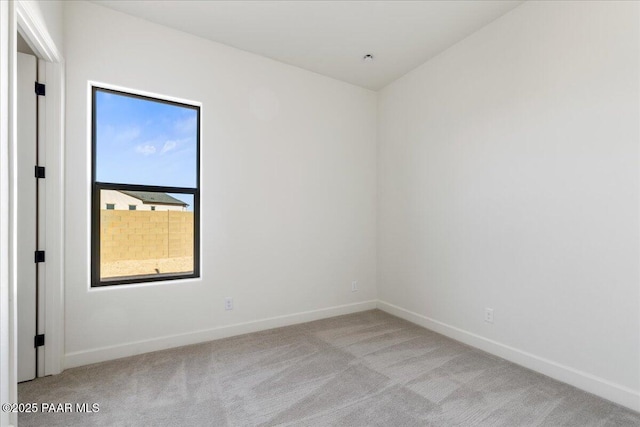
[63,298,640,413]
[377,300,640,412]
[65,300,377,369]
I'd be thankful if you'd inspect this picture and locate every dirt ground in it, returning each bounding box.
[101,256,193,279]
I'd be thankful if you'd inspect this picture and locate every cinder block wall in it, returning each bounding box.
[101,210,194,261]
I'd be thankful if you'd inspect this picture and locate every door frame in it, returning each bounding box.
[0,1,17,425]
[16,0,65,379]
[0,4,64,422]
[1,0,65,418]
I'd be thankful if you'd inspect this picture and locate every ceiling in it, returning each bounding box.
[92,1,523,91]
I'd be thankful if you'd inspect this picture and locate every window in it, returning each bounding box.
[92,87,200,286]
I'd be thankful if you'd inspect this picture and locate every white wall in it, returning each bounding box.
[64,1,377,366]
[378,0,640,410]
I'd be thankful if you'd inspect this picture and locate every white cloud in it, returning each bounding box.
[115,126,141,144]
[174,116,197,134]
[135,144,156,156]
[160,140,178,155]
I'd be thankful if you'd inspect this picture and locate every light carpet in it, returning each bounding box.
[18,310,640,426]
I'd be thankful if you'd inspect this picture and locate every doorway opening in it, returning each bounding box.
[16,43,45,382]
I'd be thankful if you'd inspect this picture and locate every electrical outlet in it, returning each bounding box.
[484,308,494,323]
[224,297,233,311]
[351,281,358,292]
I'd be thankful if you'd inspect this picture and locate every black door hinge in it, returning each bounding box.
[35,82,45,96]
[35,166,45,178]
[34,334,45,348]
[34,250,45,263]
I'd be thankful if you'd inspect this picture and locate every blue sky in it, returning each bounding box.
[95,89,198,192]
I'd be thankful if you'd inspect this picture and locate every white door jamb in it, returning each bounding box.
[16,0,65,377]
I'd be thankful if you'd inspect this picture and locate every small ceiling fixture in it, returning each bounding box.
[363,54,374,62]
